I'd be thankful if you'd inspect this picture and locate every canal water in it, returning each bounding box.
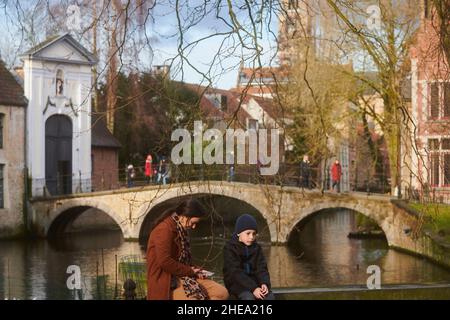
[0,209,449,299]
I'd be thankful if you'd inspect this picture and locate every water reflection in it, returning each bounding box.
[0,234,141,300]
[0,209,449,299]
[284,209,450,287]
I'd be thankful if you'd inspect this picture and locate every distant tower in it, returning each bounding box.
[278,0,314,66]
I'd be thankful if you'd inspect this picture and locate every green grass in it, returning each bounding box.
[409,203,450,242]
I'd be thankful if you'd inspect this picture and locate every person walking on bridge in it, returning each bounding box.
[145,154,153,184]
[299,155,311,189]
[126,164,135,188]
[331,159,342,193]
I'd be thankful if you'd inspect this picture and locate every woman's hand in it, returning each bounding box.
[191,267,206,279]
[260,284,269,296]
[252,287,265,300]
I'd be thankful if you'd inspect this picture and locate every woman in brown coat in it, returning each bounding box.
[146,198,229,300]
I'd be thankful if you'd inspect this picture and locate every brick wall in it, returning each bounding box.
[0,105,26,238]
[409,6,450,195]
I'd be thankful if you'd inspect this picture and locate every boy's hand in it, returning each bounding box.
[252,287,265,300]
[260,284,269,296]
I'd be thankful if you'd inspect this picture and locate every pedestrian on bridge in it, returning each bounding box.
[331,159,342,193]
[145,154,153,184]
[228,165,235,182]
[157,158,169,185]
[146,198,229,300]
[126,164,135,188]
[299,155,311,189]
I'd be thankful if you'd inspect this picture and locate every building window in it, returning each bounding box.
[0,114,4,149]
[428,138,450,187]
[428,139,439,151]
[430,154,440,186]
[430,83,439,118]
[220,95,227,112]
[0,164,4,208]
[247,119,258,131]
[239,72,247,83]
[429,82,450,119]
[443,139,450,185]
[444,154,450,186]
[444,83,450,118]
[442,139,450,150]
[428,139,440,186]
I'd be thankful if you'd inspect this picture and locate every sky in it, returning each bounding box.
[148,1,280,89]
[0,1,281,90]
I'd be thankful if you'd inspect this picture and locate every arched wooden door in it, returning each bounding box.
[45,115,72,195]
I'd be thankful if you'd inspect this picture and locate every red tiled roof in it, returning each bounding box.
[0,60,27,107]
[182,82,252,128]
[248,95,284,120]
[181,82,285,129]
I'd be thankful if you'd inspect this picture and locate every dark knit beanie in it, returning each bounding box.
[234,214,258,234]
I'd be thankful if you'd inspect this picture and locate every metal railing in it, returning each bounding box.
[31,163,394,198]
[404,185,450,204]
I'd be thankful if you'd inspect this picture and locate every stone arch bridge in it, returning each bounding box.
[29,181,420,250]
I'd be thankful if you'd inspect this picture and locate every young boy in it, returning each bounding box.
[223,214,275,300]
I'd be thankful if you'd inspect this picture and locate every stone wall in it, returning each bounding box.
[0,105,26,238]
[391,201,450,268]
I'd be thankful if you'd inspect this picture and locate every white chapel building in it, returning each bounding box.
[21,34,98,196]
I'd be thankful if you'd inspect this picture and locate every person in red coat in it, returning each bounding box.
[331,159,342,193]
[145,154,153,184]
[146,199,229,300]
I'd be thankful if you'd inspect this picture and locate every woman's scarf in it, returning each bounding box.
[171,213,209,300]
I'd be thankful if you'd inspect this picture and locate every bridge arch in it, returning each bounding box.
[286,200,393,245]
[136,190,271,245]
[46,199,126,238]
[31,182,420,255]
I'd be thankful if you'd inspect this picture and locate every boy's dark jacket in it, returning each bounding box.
[223,234,271,295]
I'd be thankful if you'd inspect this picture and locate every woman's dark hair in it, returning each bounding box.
[150,198,207,232]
